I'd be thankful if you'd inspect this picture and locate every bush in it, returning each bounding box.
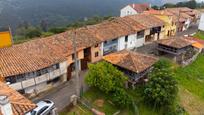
[162,104,186,115]
[153,58,172,70]
[85,61,131,107]
[111,88,132,108]
[144,63,178,108]
[85,61,127,93]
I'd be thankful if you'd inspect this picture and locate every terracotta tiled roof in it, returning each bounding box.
[0,30,97,77]
[165,8,194,20]
[113,17,146,32]
[86,19,136,41]
[0,14,164,77]
[186,37,204,45]
[0,82,36,115]
[128,14,165,29]
[103,50,158,73]
[129,3,150,13]
[144,9,175,17]
[157,37,193,48]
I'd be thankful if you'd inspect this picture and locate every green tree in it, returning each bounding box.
[143,60,178,108]
[162,3,176,8]
[186,0,197,9]
[85,61,127,93]
[85,61,131,107]
[152,5,160,10]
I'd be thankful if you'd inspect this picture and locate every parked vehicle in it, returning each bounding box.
[26,99,55,115]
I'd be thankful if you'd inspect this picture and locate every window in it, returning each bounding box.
[137,30,144,39]
[53,64,59,70]
[37,106,49,115]
[16,74,26,82]
[36,70,42,76]
[41,68,48,75]
[25,72,35,79]
[125,36,128,42]
[95,52,99,57]
[127,11,130,14]
[5,76,16,84]
[18,89,25,94]
[72,54,75,60]
[112,39,117,42]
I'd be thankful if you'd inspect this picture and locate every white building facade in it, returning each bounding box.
[120,5,138,17]
[199,13,204,31]
[101,30,145,56]
[6,61,68,95]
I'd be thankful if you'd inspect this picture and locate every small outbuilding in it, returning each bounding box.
[157,37,197,65]
[103,50,158,88]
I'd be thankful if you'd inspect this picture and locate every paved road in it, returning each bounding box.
[31,71,88,111]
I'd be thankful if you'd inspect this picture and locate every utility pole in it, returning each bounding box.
[72,30,80,97]
[177,9,181,33]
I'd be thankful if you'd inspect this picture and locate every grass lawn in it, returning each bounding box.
[175,55,204,99]
[175,55,204,114]
[193,31,204,40]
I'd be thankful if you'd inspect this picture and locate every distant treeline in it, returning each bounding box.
[13,16,112,44]
[152,0,203,10]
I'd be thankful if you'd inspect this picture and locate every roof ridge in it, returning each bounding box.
[128,51,139,73]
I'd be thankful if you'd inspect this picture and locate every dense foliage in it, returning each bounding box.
[144,59,178,108]
[48,27,67,34]
[86,61,127,93]
[13,16,112,44]
[153,58,172,70]
[85,61,131,107]
[153,0,203,10]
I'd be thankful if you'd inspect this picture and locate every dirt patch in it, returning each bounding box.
[94,99,104,107]
[179,87,204,115]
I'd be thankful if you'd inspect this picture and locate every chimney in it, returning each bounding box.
[0,95,13,115]
[133,4,135,8]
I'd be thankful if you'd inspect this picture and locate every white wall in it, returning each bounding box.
[9,61,68,94]
[199,13,204,31]
[183,18,191,31]
[120,5,137,17]
[118,34,145,51]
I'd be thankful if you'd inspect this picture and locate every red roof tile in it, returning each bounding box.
[157,37,193,48]
[103,50,158,73]
[129,3,151,13]
[0,82,36,115]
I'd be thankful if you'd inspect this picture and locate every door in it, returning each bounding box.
[67,65,72,81]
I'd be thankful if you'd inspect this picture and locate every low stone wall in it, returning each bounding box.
[182,52,200,66]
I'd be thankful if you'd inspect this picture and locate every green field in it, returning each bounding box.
[175,55,204,99]
[193,31,204,40]
[174,55,204,114]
